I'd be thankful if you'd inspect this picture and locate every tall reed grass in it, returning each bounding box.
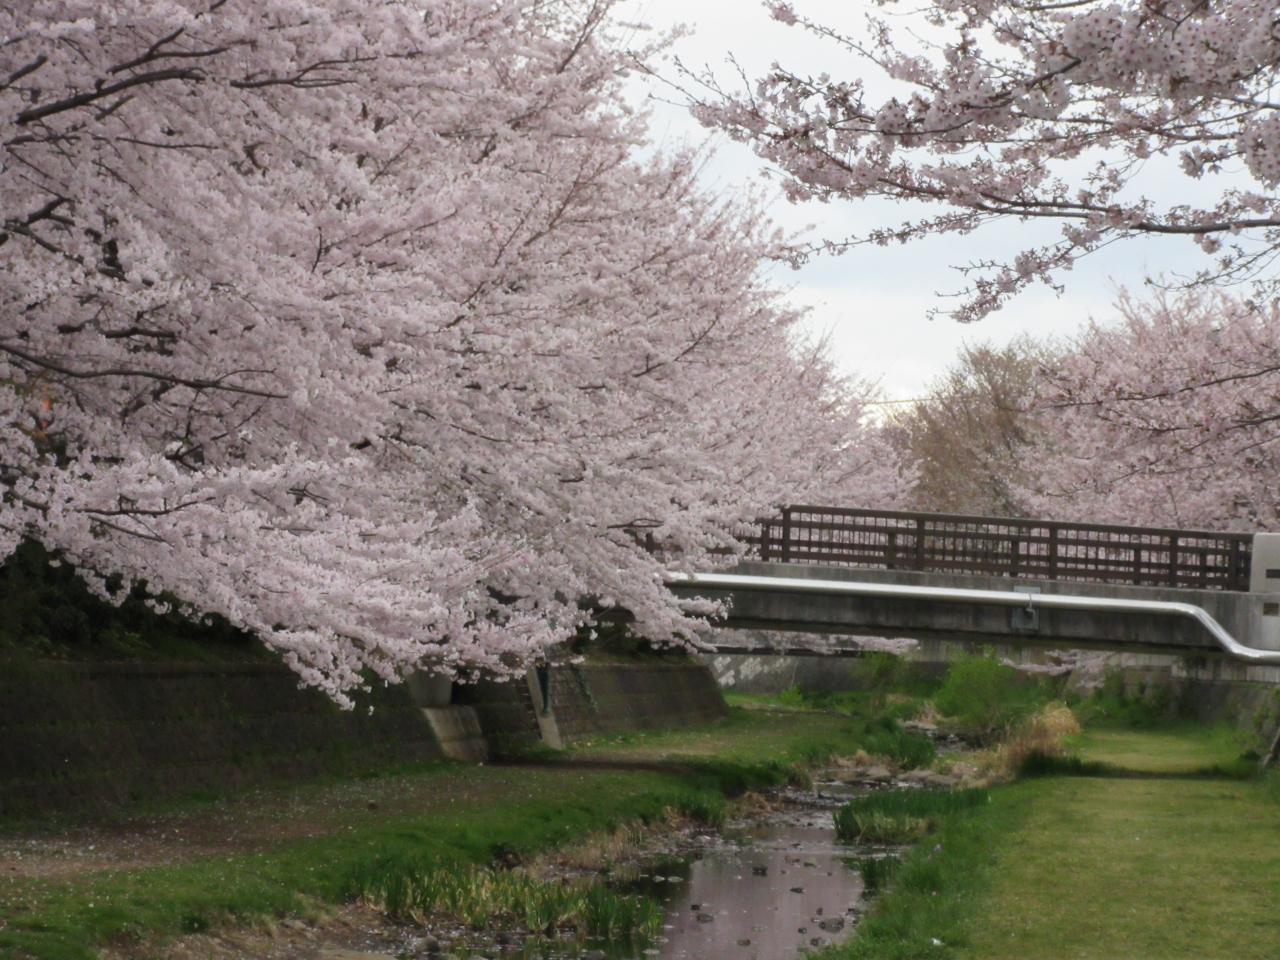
[344,854,662,938]
[851,854,902,892]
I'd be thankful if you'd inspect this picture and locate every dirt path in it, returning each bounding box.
[0,764,523,881]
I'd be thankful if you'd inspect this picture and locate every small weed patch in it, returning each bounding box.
[669,790,726,828]
[834,788,989,843]
[859,723,935,769]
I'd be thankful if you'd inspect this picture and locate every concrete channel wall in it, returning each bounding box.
[0,660,441,818]
[0,659,728,816]
[455,662,728,751]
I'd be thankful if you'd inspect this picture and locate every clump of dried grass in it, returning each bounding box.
[532,819,658,874]
[914,702,943,726]
[982,702,1082,782]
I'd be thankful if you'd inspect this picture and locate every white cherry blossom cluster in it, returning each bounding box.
[0,1,903,701]
[1021,292,1280,532]
[694,0,1280,320]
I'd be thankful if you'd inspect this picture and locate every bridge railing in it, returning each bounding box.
[739,507,1253,592]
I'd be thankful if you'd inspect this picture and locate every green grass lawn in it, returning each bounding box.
[566,704,870,765]
[1071,723,1250,773]
[959,726,1280,960]
[830,722,1280,960]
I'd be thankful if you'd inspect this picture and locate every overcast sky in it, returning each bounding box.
[614,0,1225,400]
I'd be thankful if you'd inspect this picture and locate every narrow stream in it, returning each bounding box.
[627,801,866,960]
[375,783,888,960]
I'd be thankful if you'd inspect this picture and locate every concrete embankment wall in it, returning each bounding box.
[0,659,728,816]
[0,660,441,818]
[456,662,728,750]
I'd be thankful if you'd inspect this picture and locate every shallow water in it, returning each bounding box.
[631,809,865,960]
[381,787,876,960]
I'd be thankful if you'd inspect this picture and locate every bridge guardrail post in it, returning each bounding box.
[1048,524,1058,580]
[780,507,792,564]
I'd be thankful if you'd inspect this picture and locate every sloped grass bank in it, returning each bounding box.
[569,704,933,770]
[826,784,1026,960]
[0,703,897,959]
[0,762,769,960]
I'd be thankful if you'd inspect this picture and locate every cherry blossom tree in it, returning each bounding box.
[1022,291,1280,531]
[0,0,893,700]
[692,0,1280,321]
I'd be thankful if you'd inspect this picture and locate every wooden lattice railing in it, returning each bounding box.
[737,507,1253,592]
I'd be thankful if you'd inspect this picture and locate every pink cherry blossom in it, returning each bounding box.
[0,1,900,701]
[695,0,1280,321]
[1022,291,1280,532]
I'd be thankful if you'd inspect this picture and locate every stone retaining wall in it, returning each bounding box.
[0,660,440,817]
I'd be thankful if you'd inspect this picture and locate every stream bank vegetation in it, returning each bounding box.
[834,789,991,844]
[346,855,663,942]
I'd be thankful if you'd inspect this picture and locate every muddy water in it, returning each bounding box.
[631,809,865,960]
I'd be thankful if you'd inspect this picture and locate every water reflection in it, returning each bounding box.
[381,797,871,960]
[627,811,864,960]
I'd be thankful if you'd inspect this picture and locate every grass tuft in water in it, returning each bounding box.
[851,854,902,893]
[834,788,990,843]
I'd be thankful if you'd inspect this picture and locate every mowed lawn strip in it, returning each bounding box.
[960,729,1280,960]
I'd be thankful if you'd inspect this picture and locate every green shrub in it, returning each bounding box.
[860,721,936,769]
[934,652,1049,732]
[763,711,935,770]
[777,684,808,708]
[848,651,941,697]
[1076,667,1183,727]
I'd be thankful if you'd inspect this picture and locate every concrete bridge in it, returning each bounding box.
[665,507,1280,663]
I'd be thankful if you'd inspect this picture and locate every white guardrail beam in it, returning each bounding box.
[665,571,1280,665]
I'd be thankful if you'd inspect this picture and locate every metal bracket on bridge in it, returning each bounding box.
[1011,585,1040,632]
